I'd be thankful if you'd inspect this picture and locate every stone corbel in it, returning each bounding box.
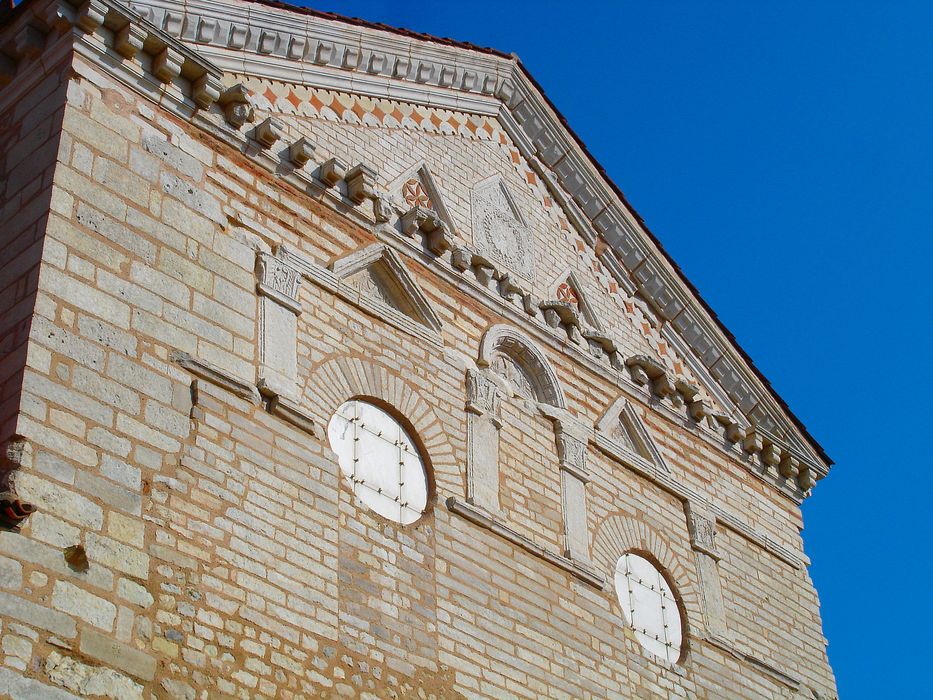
[114,22,146,59]
[218,84,255,128]
[400,205,451,254]
[75,0,108,32]
[319,157,346,187]
[742,426,763,454]
[625,355,674,398]
[779,452,799,480]
[0,55,14,87]
[256,251,303,401]
[539,300,583,344]
[152,46,184,83]
[471,254,497,288]
[521,293,540,317]
[372,194,397,224]
[191,74,222,109]
[761,442,781,469]
[12,25,44,60]
[345,164,377,204]
[724,421,745,444]
[497,273,524,304]
[288,137,316,168]
[450,246,471,272]
[253,116,283,148]
[797,465,815,491]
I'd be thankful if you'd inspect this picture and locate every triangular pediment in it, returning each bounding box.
[330,243,442,336]
[549,269,602,331]
[126,0,832,483]
[388,161,457,235]
[470,175,535,281]
[596,397,669,473]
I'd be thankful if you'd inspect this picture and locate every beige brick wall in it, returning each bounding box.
[0,43,836,700]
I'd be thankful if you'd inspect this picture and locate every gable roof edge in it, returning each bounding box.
[106,0,830,473]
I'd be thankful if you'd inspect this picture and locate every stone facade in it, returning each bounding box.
[0,0,836,698]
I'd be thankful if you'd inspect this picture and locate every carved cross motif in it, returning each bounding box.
[466,369,501,423]
[256,252,302,314]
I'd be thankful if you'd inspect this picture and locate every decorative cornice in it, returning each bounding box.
[0,0,829,496]
[171,351,261,404]
[119,0,831,481]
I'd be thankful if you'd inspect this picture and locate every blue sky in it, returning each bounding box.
[298,1,932,695]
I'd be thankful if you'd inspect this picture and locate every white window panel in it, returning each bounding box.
[328,400,428,526]
[614,553,682,664]
[357,401,401,440]
[401,449,428,513]
[356,433,401,497]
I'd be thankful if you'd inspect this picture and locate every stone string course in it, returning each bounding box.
[0,0,836,698]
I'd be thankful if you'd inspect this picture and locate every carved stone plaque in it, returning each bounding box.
[470,177,534,280]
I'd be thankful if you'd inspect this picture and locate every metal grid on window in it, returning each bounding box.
[327,400,428,525]
[614,553,682,664]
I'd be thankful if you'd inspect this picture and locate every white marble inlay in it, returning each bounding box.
[614,553,682,664]
[328,400,428,525]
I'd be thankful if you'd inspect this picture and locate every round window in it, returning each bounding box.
[614,553,683,663]
[327,400,428,525]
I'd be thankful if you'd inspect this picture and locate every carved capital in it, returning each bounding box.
[557,432,589,482]
[686,502,720,560]
[256,253,302,314]
[466,369,501,426]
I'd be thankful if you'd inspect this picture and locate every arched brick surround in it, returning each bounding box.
[592,512,702,639]
[477,324,566,408]
[302,353,459,493]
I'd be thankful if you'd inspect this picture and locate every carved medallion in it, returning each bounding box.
[471,177,534,280]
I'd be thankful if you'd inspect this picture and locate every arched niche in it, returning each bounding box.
[466,325,591,564]
[477,324,566,409]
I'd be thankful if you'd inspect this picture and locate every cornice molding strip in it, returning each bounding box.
[171,351,261,404]
[593,432,803,570]
[278,246,443,347]
[446,497,606,589]
[706,635,801,691]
